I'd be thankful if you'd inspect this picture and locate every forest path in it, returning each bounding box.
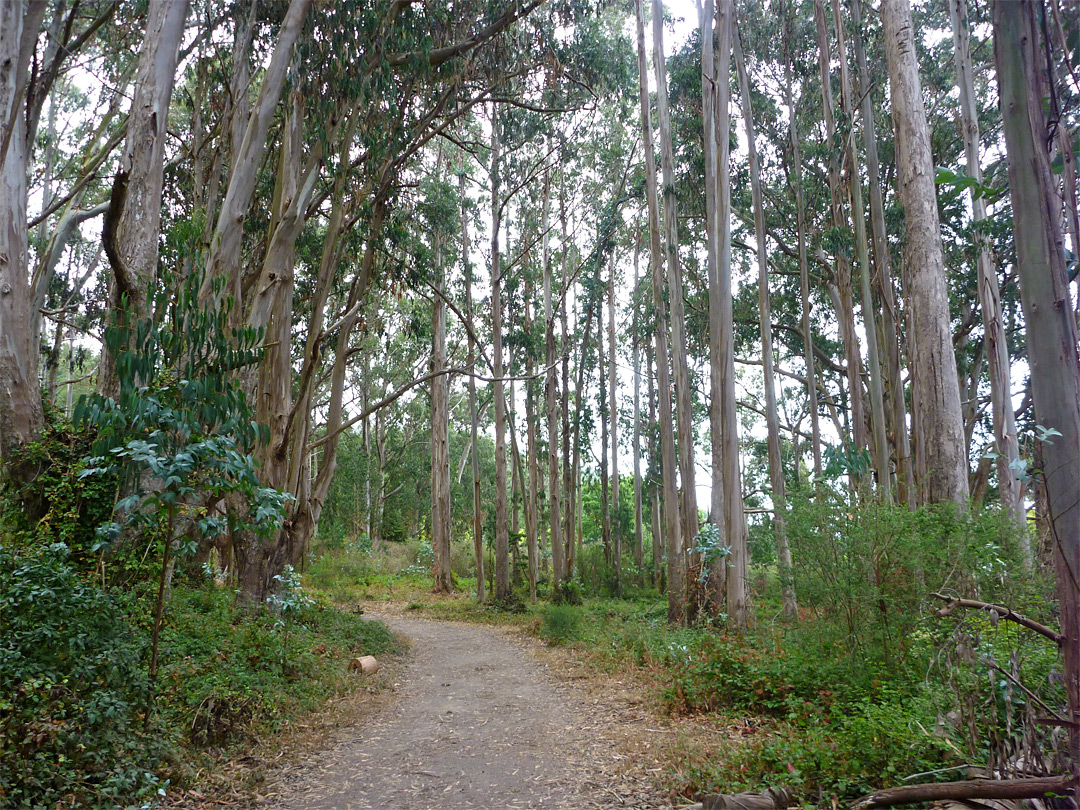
[258,612,665,810]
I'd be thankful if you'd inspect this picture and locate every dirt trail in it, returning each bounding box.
[259,613,665,810]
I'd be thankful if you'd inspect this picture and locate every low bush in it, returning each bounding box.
[0,543,168,809]
[541,603,584,645]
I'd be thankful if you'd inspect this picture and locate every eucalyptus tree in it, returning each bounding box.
[882,0,970,506]
[634,0,683,624]
[993,0,1080,777]
[652,0,700,584]
[948,0,1024,539]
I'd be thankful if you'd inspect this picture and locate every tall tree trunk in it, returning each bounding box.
[993,1,1080,779]
[609,250,621,596]
[648,342,663,591]
[815,0,868,472]
[543,165,563,592]
[652,0,699,581]
[431,175,452,593]
[734,24,795,620]
[599,262,612,572]
[637,0,684,624]
[849,0,914,504]
[490,110,511,602]
[199,0,312,307]
[783,0,822,480]
[97,0,190,397]
[882,0,970,506]
[832,0,890,501]
[632,236,645,585]
[463,162,485,602]
[948,0,1026,545]
[702,0,728,610]
[560,171,574,586]
[0,3,45,471]
[525,241,539,604]
[715,0,748,626]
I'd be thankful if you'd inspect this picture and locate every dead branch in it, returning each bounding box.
[931,592,1064,645]
[850,775,1075,810]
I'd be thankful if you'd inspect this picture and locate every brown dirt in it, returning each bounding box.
[245,612,683,810]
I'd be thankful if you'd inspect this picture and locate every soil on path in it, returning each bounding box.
[258,613,667,810]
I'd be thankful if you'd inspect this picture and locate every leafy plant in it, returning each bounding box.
[0,544,169,809]
[75,271,290,684]
[266,564,314,672]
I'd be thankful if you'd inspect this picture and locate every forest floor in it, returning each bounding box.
[239,607,694,810]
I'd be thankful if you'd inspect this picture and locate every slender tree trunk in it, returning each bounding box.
[543,165,563,592]
[715,0,748,626]
[882,0,970,506]
[949,0,1026,544]
[632,236,645,585]
[702,0,728,611]
[637,0,684,624]
[652,0,699,578]
[735,24,795,620]
[849,0,914,504]
[561,171,574,586]
[993,2,1080,779]
[431,175,452,593]
[815,0,868,471]
[609,250,621,596]
[648,342,663,591]
[599,265,612,571]
[0,4,45,470]
[832,0,890,501]
[783,1,822,480]
[463,163,485,602]
[98,0,190,397]
[199,0,312,307]
[525,243,539,604]
[490,110,510,601]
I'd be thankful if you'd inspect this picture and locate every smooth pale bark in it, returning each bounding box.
[734,26,795,620]
[948,0,1026,542]
[636,0,683,624]
[608,251,621,596]
[199,0,312,306]
[849,0,914,503]
[715,0,748,626]
[647,341,663,589]
[831,0,890,501]
[993,0,1080,777]
[814,0,868,468]
[560,174,574,585]
[599,271,612,570]
[542,165,563,589]
[431,193,452,593]
[701,0,728,609]
[882,0,970,506]
[490,113,510,602]
[0,4,45,467]
[632,238,645,583]
[98,0,190,397]
[652,0,699,568]
[782,1,821,480]
[524,239,539,603]
[463,164,485,602]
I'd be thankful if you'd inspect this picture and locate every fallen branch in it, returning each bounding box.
[850,775,1075,810]
[931,592,1063,645]
[692,787,792,810]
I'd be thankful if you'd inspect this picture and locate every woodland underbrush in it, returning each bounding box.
[0,423,398,810]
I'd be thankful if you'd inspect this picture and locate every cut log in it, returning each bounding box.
[700,787,792,810]
[850,776,1075,810]
[348,655,379,675]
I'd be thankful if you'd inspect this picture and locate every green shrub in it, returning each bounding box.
[0,543,169,809]
[540,603,583,645]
